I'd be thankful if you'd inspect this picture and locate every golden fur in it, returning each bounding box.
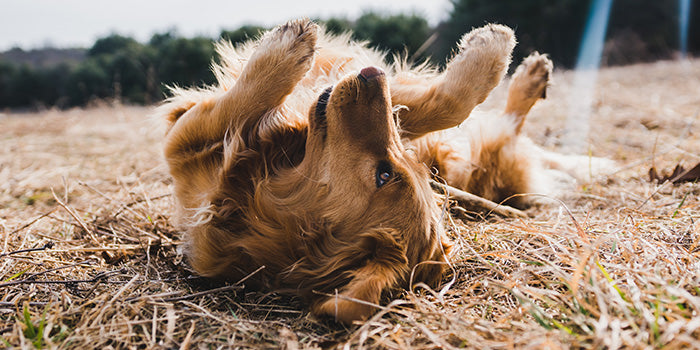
[159,18,611,323]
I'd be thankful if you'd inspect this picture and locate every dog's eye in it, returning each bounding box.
[375,161,393,188]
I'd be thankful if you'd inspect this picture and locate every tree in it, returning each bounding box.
[82,34,158,104]
[691,0,700,53]
[88,34,140,57]
[0,61,17,107]
[605,0,682,64]
[438,0,588,68]
[317,17,353,35]
[219,25,266,46]
[38,63,72,107]
[152,36,216,90]
[438,0,697,68]
[353,12,432,62]
[67,59,110,106]
[8,65,44,107]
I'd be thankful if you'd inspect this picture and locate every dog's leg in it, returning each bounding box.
[164,18,317,161]
[163,19,318,244]
[434,53,554,207]
[312,263,400,323]
[309,230,408,324]
[504,52,553,133]
[225,18,318,131]
[392,24,515,139]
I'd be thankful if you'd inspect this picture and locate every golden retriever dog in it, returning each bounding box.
[159,18,610,323]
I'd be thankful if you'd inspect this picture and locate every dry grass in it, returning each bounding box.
[1,59,699,349]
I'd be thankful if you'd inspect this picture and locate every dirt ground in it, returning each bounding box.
[1,58,698,349]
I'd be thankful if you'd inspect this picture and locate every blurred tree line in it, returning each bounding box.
[1,0,697,109]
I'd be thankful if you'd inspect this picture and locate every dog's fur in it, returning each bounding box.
[159,18,612,323]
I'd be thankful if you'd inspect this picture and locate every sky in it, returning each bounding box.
[0,0,452,51]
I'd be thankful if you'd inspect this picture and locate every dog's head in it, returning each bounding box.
[274,67,449,316]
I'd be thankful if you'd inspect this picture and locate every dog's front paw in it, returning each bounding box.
[313,295,374,324]
[258,18,318,71]
[458,23,515,56]
[237,18,318,106]
[442,24,515,105]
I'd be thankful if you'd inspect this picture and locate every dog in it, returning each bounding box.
[159,18,611,323]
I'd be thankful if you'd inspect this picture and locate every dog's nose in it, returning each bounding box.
[359,66,385,81]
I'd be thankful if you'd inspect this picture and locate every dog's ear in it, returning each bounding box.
[164,101,196,126]
[156,86,208,135]
[155,97,196,135]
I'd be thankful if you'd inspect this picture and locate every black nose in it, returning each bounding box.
[359,66,384,81]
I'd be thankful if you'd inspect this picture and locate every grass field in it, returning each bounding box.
[1,58,699,349]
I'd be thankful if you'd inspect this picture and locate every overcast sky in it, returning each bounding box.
[0,0,452,51]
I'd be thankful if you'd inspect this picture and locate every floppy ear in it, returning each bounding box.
[163,103,195,134]
[306,229,409,323]
[155,88,200,135]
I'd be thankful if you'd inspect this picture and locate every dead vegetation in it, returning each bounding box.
[1,59,699,349]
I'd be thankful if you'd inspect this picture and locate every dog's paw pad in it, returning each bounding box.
[251,18,318,73]
[448,24,516,84]
[512,52,553,99]
[279,18,317,41]
[271,18,318,53]
[458,24,515,56]
[441,24,516,108]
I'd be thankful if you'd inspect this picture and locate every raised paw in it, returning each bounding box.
[505,52,554,130]
[232,18,318,118]
[440,24,516,115]
[458,23,516,58]
[254,18,318,73]
[271,18,317,59]
[518,52,553,98]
